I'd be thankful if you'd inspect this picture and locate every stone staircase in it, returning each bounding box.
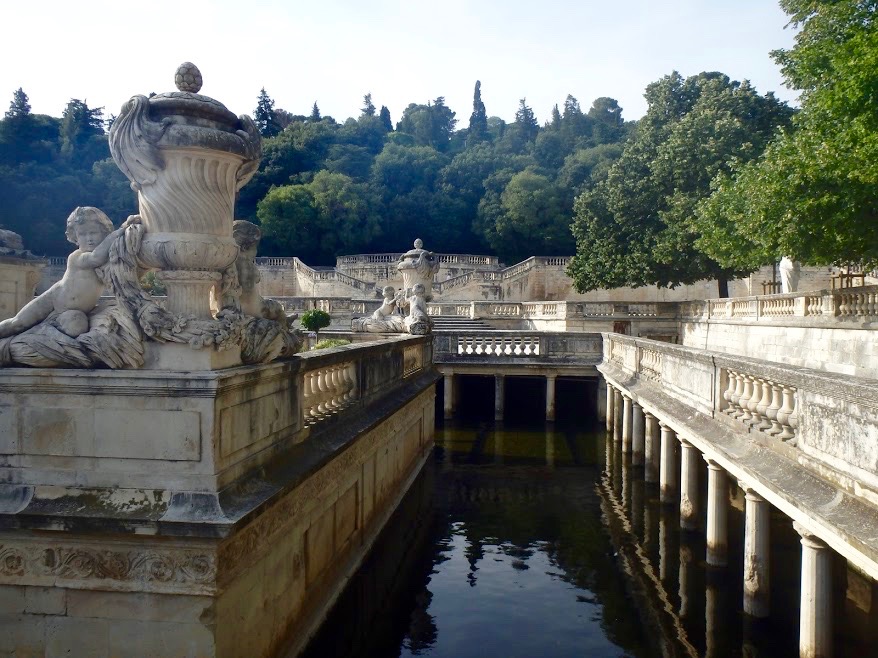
[431,316,495,331]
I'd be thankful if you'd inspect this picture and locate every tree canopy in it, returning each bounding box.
[693,0,878,269]
[568,71,793,296]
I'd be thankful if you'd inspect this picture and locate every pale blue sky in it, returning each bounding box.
[1,0,797,126]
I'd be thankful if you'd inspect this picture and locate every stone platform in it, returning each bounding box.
[0,336,438,656]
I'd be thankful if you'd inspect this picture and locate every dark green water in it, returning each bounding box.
[302,381,878,658]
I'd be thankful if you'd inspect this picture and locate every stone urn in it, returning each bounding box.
[109,62,262,319]
[397,238,440,302]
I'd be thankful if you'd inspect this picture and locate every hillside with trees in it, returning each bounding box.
[0,82,632,265]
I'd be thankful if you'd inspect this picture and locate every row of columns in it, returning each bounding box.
[606,379,834,658]
[443,373,559,422]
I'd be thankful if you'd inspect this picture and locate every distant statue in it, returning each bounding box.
[404,283,430,335]
[779,256,800,293]
[0,208,132,339]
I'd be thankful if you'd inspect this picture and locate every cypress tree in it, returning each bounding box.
[468,80,488,144]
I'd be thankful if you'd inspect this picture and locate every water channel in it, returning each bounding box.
[301,377,878,658]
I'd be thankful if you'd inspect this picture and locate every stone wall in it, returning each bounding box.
[0,336,438,657]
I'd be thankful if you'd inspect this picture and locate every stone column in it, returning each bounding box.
[494,374,505,421]
[795,522,833,658]
[659,422,677,504]
[705,458,728,566]
[678,542,694,618]
[444,373,455,419]
[679,439,700,531]
[597,377,608,422]
[613,389,623,443]
[743,487,770,618]
[621,395,633,453]
[545,374,557,422]
[631,402,645,466]
[644,412,660,483]
[605,381,614,431]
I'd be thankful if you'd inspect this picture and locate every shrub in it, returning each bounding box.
[312,338,351,351]
[300,309,331,340]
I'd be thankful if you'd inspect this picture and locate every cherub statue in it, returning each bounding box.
[404,283,431,335]
[372,285,399,320]
[0,207,134,339]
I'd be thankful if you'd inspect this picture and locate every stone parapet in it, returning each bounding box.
[0,336,438,656]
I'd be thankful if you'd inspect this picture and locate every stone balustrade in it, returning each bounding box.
[603,333,878,497]
[681,286,878,325]
[433,330,602,365]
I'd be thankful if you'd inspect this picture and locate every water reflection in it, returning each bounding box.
[301,415,877,658]
[302,418,653,658]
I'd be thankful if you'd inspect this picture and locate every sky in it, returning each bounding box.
[0,0,798,127]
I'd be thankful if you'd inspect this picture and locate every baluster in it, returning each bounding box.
[342,363,356,403]
[514,339,523,356]
[765,382,783,436]
[746,378,763,426]
[465,337,474,355]
[776,386,796,441]
[315,369,330,416]
[755,379,773,430]
[303,371,315,423]
[503,337,513,356]
[723,371,739,415]
[786,391,799,445]
[738,375,755,423]
[728,371,745,418]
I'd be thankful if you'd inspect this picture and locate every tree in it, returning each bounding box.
[568,71,793,297]
[300,309,331,341]
[468,81,489,145]
[60,99,106,167]
[361,93,376,117]
[396,99,458,151]
[5,88,30,118]
[257,184,322,260]
[587,97,625,144]
[513,98,538,142]
[254,88,282,138]
[694,0,878,269]
[379,106,393,133]
[309,102,321,122]
[478,169,572,263]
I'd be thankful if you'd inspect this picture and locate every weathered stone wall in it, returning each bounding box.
[0,336,438,657]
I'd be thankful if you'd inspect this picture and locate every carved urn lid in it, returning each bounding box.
[147,62,240,130]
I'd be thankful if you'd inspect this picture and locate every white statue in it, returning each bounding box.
[0,208,131,339]
[779,256,800,293]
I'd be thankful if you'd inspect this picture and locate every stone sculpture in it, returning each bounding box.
[779,256,801,294]
[351,239,439,334]
[0,63,300,370]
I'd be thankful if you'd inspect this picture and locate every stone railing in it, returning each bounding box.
[297,335,433,427]
[427,300,681,321]
[255,257,297,268]
[681,286,878,325]
[46,256,67,267]
[601,333,878,495]
[294,258,373,292]
[433,331,602,365]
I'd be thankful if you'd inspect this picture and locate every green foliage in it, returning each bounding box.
[254,88,282,138]
[300,309,331,339]
[360,93,376,117]
[312,338,351,350]
[694,0,878,269]
[568,71,793,295]
[60,99,106,168]
[396,98,457,152]
[5,88,30,118]
[468,81,489,145]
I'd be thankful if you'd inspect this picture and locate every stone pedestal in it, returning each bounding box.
[744,487,770,617]
[705,459,729,566]
[613,389,623,442]
[545,374,556,422]
[679,439,700,531]
[631,402,645,466]
[444,373,455,419]
[621,395,633,452]
[795,522,833,658]
[644,412,660,483]
[659,422,677,504]
[495,374,505,421]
